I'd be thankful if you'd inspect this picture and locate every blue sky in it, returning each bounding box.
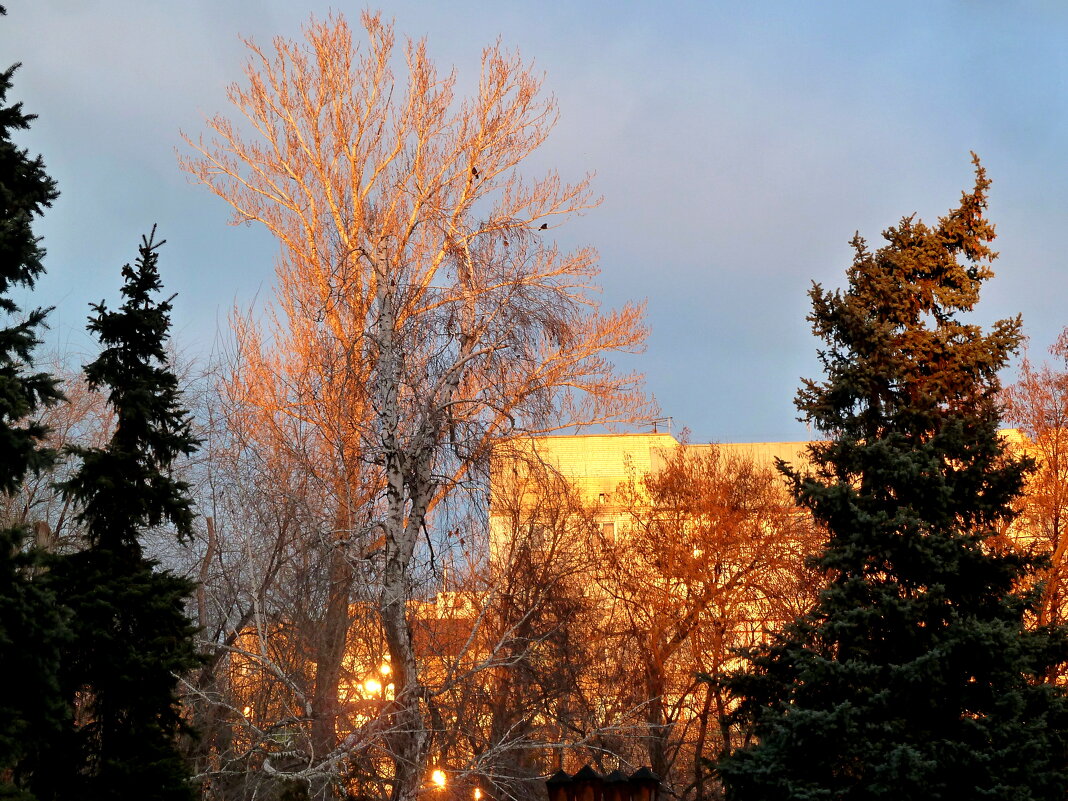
[5,1,1067,443]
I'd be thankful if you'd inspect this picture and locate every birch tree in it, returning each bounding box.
[181,12,648,799]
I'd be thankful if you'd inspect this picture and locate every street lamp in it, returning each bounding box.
[603,770,630,801]
[363,678,383,695]
[431,769,447,791]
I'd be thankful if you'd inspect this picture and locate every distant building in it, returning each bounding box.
[489,432,811,560]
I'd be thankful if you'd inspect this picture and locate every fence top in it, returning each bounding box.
[572,766,602,783]
[543,767,662,785]
[546,772,574,787]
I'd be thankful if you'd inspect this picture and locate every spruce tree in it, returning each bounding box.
[718,157,1068,801]
[38,229,200,801]
[0,56,66,797]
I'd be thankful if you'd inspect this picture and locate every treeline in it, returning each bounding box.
[4,10,1068,801]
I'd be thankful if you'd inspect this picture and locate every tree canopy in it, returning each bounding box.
[181,13,649,798]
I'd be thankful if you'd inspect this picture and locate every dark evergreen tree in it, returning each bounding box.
[717,157,1068,801]
[0,53,66,798]
[36,229,201,801]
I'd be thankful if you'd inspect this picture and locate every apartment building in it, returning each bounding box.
[488,432,810,554]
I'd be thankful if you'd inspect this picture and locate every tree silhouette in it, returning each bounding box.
[0,56,66,798]
[39,230,200,801]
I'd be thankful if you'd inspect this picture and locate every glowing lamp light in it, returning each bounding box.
[242,706,252,717]
[379,662,392,676]
[475,788,483,800]
[364,678,383,694]
[431,769,447,790]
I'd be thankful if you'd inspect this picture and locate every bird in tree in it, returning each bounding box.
[0,54,67,797]
[717,156,1068,801]
[35,229,201,801]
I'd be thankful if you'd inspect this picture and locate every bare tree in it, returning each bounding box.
[180,13,648,799]
[1,363,112,541]
[435,451,602,801]
[1003,329,1068,636]
[169,357,396,800]
[594,446,820,800]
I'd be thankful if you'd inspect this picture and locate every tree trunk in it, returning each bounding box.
[376,254,431,801]
[311,544,354,796]
[644,658,670,781]
[382,562,427,801]
[692,682,713,801]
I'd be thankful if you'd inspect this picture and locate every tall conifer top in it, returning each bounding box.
[718,158,1068,801]
[60,228,199,555]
